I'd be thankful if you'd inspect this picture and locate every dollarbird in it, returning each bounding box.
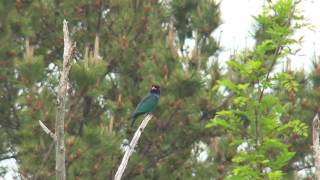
[131,85,160,126]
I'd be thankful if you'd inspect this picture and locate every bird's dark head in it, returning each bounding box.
[150,85,160,95]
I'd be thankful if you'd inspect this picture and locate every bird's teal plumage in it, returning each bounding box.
[131,85,160,126]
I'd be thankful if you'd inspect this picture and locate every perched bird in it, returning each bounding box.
[131,85,160,126]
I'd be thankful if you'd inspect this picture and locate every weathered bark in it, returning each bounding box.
[114,114,153,180]
[55,20,75,180]
[312,113,320,179]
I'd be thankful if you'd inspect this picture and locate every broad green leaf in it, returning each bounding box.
[233,96,249,106]
[267,171,284,180]
[216,110,234,117]
[205,118,233,130]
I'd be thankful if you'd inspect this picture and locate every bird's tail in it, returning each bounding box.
[130,112,139,127]
[130,112,144,127]
[130,117,137,127]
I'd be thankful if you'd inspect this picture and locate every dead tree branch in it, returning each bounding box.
[312,113,320,179]
[114,114,153,180]
[39,120,56,141]
[38,19,74,180]
[54,19,75,180]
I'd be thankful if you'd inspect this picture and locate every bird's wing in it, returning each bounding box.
[133,94,159,115]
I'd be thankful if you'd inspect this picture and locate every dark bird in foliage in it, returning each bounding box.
[131,85,160,126]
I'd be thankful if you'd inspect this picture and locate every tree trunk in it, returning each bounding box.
[55,20,74,180]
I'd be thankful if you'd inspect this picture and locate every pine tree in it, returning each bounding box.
[1,0,317,179]
[0,0,222,179]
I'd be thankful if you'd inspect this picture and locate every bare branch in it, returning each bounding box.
[114,114,153,180]
[312,113,320,179]
[39,120,56,141]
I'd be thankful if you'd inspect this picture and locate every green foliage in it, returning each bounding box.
[0,0,317,179]
[70,58,107,90]
[0,0,222,179]
[16,55,45,85]
[206,0,310,179]
[276,72,299,92]
[171,0,220,48]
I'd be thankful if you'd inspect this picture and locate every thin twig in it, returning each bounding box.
[255,45,282,147]
[108,113,115,133]
[114,114,153,180]
[258,46,282,102]
[34,142,55,180]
